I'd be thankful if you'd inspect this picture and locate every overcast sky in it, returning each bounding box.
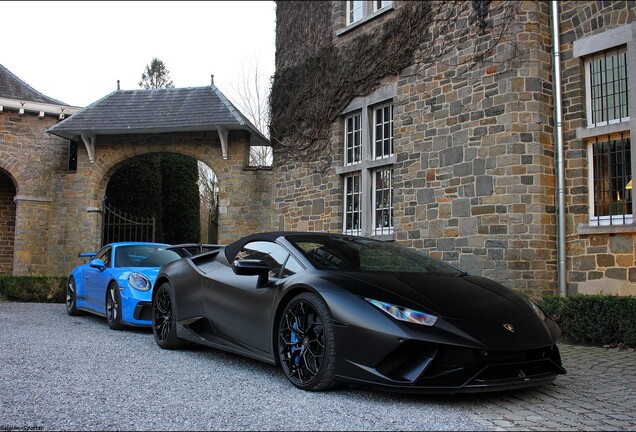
[2,1,276,108]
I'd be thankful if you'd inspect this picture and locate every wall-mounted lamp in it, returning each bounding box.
[18,108,24,115]
[38,111,45,119]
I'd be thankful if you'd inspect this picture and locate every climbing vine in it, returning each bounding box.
[269,0,521,165]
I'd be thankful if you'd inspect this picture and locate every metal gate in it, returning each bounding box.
[102,201,156,245]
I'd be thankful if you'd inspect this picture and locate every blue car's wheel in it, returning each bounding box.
[106,283,124,330]
[66,276,84,316]
[277,293,337,391]
[152,283,184,350]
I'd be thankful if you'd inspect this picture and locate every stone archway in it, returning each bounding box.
[5,128,273,277]
[45,130,274,275]
[0,169,17,275]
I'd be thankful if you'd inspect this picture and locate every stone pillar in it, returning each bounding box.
[13,195,52,275]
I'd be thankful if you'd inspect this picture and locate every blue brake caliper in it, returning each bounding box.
[290,322,301,366]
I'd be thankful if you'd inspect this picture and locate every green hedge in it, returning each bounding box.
[0,276,67,303]
[539,294,636,347]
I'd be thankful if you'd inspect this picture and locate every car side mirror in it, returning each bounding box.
[89,258,107,271]
[233,259,270,276]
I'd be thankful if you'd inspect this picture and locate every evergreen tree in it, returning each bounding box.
[105,154,165,241]
[160,154,201,243]
[139,57,175,89]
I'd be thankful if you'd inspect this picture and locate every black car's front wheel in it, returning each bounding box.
[277,292,337,391]
[152,282,184,350]
[106,283,124,330]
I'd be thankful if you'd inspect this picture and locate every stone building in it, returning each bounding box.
[0,64,272,276]
[269,1,636,298]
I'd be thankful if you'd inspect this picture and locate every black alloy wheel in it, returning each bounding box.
[278,292,337,391]
[152,283,184,350]
[66,276,84,316]
[106,283,124,330]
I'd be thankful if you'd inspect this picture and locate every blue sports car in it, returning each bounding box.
[65,242,182,329]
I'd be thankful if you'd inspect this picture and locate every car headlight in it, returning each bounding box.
[128,272,151,291]
[529,300,546,321]
[365,298,438,326]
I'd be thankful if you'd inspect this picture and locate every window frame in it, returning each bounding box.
[372,166,393,235]
[584,46,629,128]
[338,0,395,36]
[574,23,636,233]
[372,102,394,160]
[346,0,364,25]
[337,83,397,239]
[586,133,633,226]
[343,172,362,236]
[345,111,362,166]
[373,0,392,12]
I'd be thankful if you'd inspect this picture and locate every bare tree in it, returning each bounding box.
[139,57,175,89]
[198,161,219,243]
[228,59,273,167]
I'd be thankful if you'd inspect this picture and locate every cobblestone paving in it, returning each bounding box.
[451,343,636,431]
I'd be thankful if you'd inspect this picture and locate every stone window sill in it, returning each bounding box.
[577,223,636,235]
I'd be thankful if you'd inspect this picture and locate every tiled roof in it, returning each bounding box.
[47,85,267,142]
[0,63,67,105]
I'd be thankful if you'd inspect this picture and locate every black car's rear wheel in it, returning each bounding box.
[277,292,337,391]
[66,276,84,316]
[106,283,124,330]
[152,283,184,350]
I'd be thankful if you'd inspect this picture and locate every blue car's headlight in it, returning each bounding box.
[365,298,438,326]
[128,272,151,291]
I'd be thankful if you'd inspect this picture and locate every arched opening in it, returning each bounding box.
[104,153,219,246]
[198,161,220,244]
[0,170,16,274]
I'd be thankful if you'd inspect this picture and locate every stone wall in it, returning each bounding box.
[558,1,636,295]
[273,1,559,298]
[50,130,274,274]
[1,107,273,276]
[0,110,68,275]
[272,0,636,298]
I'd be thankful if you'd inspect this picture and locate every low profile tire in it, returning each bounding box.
[66,276,84,316]
[277,292,337,391]
[152,282,184,350]
[106,283,124,330]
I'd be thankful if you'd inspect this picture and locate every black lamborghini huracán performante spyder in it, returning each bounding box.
[151,232,566,393]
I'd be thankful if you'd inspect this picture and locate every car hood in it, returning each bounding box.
[330,271,534,323]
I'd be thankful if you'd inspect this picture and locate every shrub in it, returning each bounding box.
[0,276,67,303]
[539,294,636,347]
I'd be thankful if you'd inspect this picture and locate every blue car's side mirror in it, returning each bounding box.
[89,258,107,271]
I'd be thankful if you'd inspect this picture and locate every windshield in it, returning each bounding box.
[287,235,465,277]
[115,245,181,268]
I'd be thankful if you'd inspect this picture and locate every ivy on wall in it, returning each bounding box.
[269,0,521,165]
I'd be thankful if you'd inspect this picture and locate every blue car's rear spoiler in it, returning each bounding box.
[78,252,97,258]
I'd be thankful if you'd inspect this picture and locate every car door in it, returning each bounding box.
[203,241,295,355]
[84,246,113,309]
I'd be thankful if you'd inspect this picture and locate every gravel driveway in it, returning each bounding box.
[2,302,634,431]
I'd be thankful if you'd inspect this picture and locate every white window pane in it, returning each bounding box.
[348,0,363,24]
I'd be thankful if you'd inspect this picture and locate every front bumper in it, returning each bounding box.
[133,301,153,322]
[325,293,566,393]
[120,288,152,327]
[336,339,565,393]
